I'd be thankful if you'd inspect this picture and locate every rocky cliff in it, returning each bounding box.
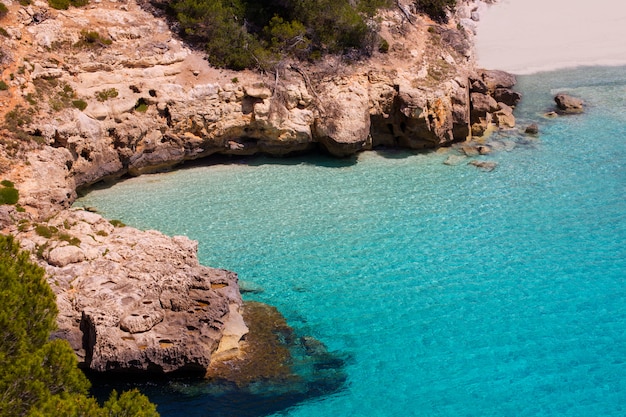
[0,0,519,375]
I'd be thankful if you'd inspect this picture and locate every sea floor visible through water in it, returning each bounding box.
[77,66,626,417]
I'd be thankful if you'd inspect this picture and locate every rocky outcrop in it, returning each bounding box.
[12,208,247,374]
[554,93,584,114]
[469,69,521,135]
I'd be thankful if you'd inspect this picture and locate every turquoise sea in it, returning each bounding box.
[77,66,626,417]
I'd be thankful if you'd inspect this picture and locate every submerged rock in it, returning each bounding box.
[443,154,467,166]
[469,160,498,172]
[206,302,347,391]
[87,302,348,416]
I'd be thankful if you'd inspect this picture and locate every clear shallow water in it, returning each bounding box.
[77,66,626,417]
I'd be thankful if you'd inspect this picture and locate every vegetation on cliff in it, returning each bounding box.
[48,0,89,11]
[169,0,457,70]
[0,180,18,205]
[0,2,9,19]
[0,234,159,417]
[415,0,457,22]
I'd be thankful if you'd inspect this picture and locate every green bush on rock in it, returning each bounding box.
[47,0,89,10]
[414,0,456,23]
[0,2,8,19]
[95,87,118,102]
[0,180,18,205]
[0,234,160,416]
[168,0,457,70]
[170,0,396,70]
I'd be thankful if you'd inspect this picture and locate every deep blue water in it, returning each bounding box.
[77,66,626,416]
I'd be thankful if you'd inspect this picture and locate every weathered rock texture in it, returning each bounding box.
[0,0,519,375]
[12,208,247,374]
[554,93,584,114]
[469,69,520,136]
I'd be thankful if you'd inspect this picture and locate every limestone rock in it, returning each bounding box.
[1,0,524,378]
[47,245,86,267]
[212,304,250,361]
[476,69,517,93]
[494,88,522,107]
[13,209,246,375]
[471,92,499,113]
[469,69,518,136]
[119,310,164,333]
[244,84,272,99]
[494,103,515,128]
[443,154,466,166]
[315,75,371,156]
[554,93,584,113]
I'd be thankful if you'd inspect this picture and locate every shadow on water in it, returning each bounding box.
[90,366,348,417]
[175,150,357,170]
[373,147,425,159]
[76,151,359,200]
[88,302,350,417]
[243,153,358,169]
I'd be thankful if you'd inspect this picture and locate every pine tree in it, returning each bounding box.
[0,234,159,417]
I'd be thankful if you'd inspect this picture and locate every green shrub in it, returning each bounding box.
[75,29,112,48]
[0,186,18,204]
[0,2,8,18]
[47,0,88,9]
[34,224,57,238]
[357,0,393,16]
[17,219,30,232]
[415,0,456,23]
[48,0,70,10]
[109,219,125,227]
[72,99,87,110]
[170,0,387,70]
[0,179,14,187]
[378,38,389,53]
[134,98,148,112]
[95,87,118,102]
[0,27,8,37]
[58,233,81,246]
[0,80,8,91]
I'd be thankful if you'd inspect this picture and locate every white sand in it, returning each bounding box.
[474,0,626,74]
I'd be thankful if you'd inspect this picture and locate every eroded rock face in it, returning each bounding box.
[469,69,521,135]
[13,209,247,375]
[1,0,520,195]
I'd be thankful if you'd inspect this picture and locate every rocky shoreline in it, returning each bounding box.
[0,0,523,379]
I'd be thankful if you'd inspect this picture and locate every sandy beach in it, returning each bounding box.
[474,0,626,74]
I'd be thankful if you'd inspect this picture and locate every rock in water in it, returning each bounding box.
[554,93,584,113]
[525,123,539,135]
[469,160,498,172]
